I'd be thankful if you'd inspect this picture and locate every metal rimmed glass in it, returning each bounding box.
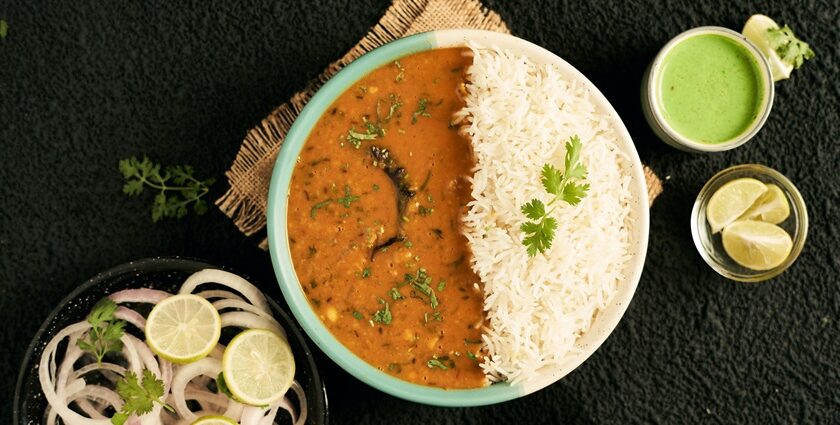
[641,26,775,153]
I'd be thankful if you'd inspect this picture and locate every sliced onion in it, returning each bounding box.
[115,306,146,330]
[213,298,278,323]
[109,288,171,304]
[196,290,245,302]
[38,321,112,425]
[179,269,270,313]
[221,311,285,339]
[169,357,222,421]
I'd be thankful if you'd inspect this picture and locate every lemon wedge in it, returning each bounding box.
[738,183,790,224]
[706,178,767,233]
[145,294,221,364]
[722,220,793,271]
[222,329,295,406]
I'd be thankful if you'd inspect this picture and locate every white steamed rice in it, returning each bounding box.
[456,45,634,384]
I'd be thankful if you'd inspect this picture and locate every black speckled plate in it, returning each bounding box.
[13,257,328,425]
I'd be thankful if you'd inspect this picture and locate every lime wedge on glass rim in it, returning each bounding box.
[706,178,768,234]
[190,416,238,425]
[222,329,295,406]
[145,294,221,364]
[722,220,793,271]
[738,183,790,224]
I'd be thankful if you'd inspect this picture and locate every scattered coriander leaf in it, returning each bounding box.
[437,280,446,292]
[118,156,214,222]
[310,199,332,218]
[466,351,479,362]
[336,185,360,208]
[427,359,448,369]
[372,299,392,325]
[352,310,364,320]
[388,287,403,300]
[411,97,433,124]
[394,61,405,82]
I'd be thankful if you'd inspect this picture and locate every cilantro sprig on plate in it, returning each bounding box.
[521,136,589,257]
[77,298,126,364]
[112,369,174,425]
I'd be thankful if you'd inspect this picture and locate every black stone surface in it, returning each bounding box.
[1,0,837,423]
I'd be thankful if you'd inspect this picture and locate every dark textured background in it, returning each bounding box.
[1,0,838,423]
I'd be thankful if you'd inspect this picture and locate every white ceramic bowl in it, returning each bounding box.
[267,29,650,406]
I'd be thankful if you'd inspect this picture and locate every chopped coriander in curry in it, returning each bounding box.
[288,48,486,389]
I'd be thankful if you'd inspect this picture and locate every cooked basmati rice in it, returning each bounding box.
[456,45,634,384]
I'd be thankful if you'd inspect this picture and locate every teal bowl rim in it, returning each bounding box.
[267,29,649,407]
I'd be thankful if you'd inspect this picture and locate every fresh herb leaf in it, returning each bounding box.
[427,359,448,369]
[112,369,173,425]
[310,199,332,218]
[352,310,364,320]
[520,199,546,221]
[464,338,482,345]
[411,97,433,124]
[394,61,405,82]
[521,136,589,256]
[386,94,402,120]
[407,268,439,309]
[389,287,403,300]
[372,184,380,192]
[437,280,446,292]
[346,128,378,149]
[77,298,126,364]
[466,351,479,362]
[372,300,392,325]
[118,156,215,222]
[768,24,815,69]
[360,267,371,278]
[388,362,403,373]
[336,185,360,208]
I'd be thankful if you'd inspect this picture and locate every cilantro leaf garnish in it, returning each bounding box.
[411,97,433,124]
[372,298,392,325]
[521,136,589,256]
[77,298,126,364]
[119,156,215,222]
[112,369,174,425]
[767,24,815,69]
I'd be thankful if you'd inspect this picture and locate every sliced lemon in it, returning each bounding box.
[722,220,793,271]
[222,329,295,406]
[145,294,221,364]
[190,416,238,425]
[738,183,790,224]
[742,14,792,81]
[706,178,768,234]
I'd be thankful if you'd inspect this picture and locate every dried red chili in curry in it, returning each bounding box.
[287,48,486,389]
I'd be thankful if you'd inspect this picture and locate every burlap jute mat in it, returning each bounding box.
[216,0,663,249]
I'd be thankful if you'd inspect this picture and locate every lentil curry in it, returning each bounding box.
[287,48,486,388]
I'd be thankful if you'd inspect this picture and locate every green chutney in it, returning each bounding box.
[659,34,765,144]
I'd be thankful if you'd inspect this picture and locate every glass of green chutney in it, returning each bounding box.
[642,27,774,152]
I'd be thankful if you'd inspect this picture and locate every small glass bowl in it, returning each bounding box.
[691,164,808,282]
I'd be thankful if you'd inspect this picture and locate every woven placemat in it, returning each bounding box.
[216,0,663,248]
